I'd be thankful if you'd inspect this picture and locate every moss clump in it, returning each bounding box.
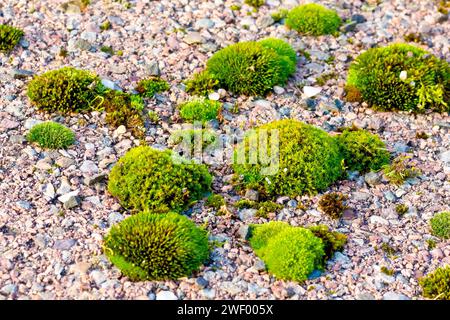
[27,67,103,114]
[419,266,450,300]
[336,127,390,173]
[259,38,297,83]
[380,266,394,276]
[382,155,421,186]
[256,201,283,218]
[235,199,258,209]
[249,222,325,282]
[135,77,169,98]
[103,212,209,281]
[430,211,450,239]
[102,90,145,138]
[308,224,347,261]
[185,70,219,96]
[344,85,363,103]
[108,146,212,213]
[285,4,341,36]
[245,0,264,8]
[200,39,296,96]
[205,194,225,210]
[234,119,343,198]
[346,43,450,112]
[318,193,348,219]
[179,97,221,123]
[27,122,75,149]
[271,9,289,23]
[395,204,409,216]
[0,24,24,53]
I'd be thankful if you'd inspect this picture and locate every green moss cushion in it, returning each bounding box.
[108,146,212,213]
[104,212,209,281]
[346,43,450,112]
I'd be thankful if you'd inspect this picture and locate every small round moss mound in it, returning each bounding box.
[346,43,450,112]
[419,266,450,300]
[179,97,221,123]
[336,127,390,173]
[206,40,296,96]
[249,222,325,282]
[185,70,219,96]
[104,212,209,281]
[285,4,341,36]
[108,146,212,213]
[430,211,450,239]
[0,24,24,53]
[234,119,343,198]
[27,121,75,149]
[27,67,102,114]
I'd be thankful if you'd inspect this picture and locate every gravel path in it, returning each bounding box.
[0,0,449,300]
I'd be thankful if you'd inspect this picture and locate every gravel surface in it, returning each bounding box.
[0,0,449,300]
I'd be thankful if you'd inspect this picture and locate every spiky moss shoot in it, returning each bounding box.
[206,40,296,96]
[382,155,421,186]
[179,97,221,123]
[0,24,24,53]
[249,222,325,282]
[308,225,347,261]
[318,193,348,220]
[103,212,209,281]
[135,77,169,98]
[346,43,450,112]
[27,67,103,114]
[27,121,75,149]
[430,211,450,239]
[185,70,219,96]
[108,146,212,213]
[102,90,145,138]
[285,4,341,36]
[245,0,265,8]
[233,119,343,198]
[336,127,390,173]
[419,266,450,300]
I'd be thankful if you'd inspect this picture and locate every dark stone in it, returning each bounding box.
[195,277,209,289]
[341,208,358,224]
[351,14,367,23]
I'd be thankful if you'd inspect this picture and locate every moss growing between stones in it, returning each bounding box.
[430,211,450,239]
[179,97,221,123]
[234,119,343,198]
[382,155,421,186]
[285,4,341,36]
[318,193,348,219]
[103,212,209,281]
[27,67,103,114]
[135,77,169,98]
[0,24,24,53]
[185,70,219,96]
[419,266,450,300]
[245,0,264,8]
[308,224,347,261]
[108,146,212,213]
[102,90,145,138]
[205,194,225,210]
[336,127,390,173]
[27,122,75,149]
[346,43,450,112]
